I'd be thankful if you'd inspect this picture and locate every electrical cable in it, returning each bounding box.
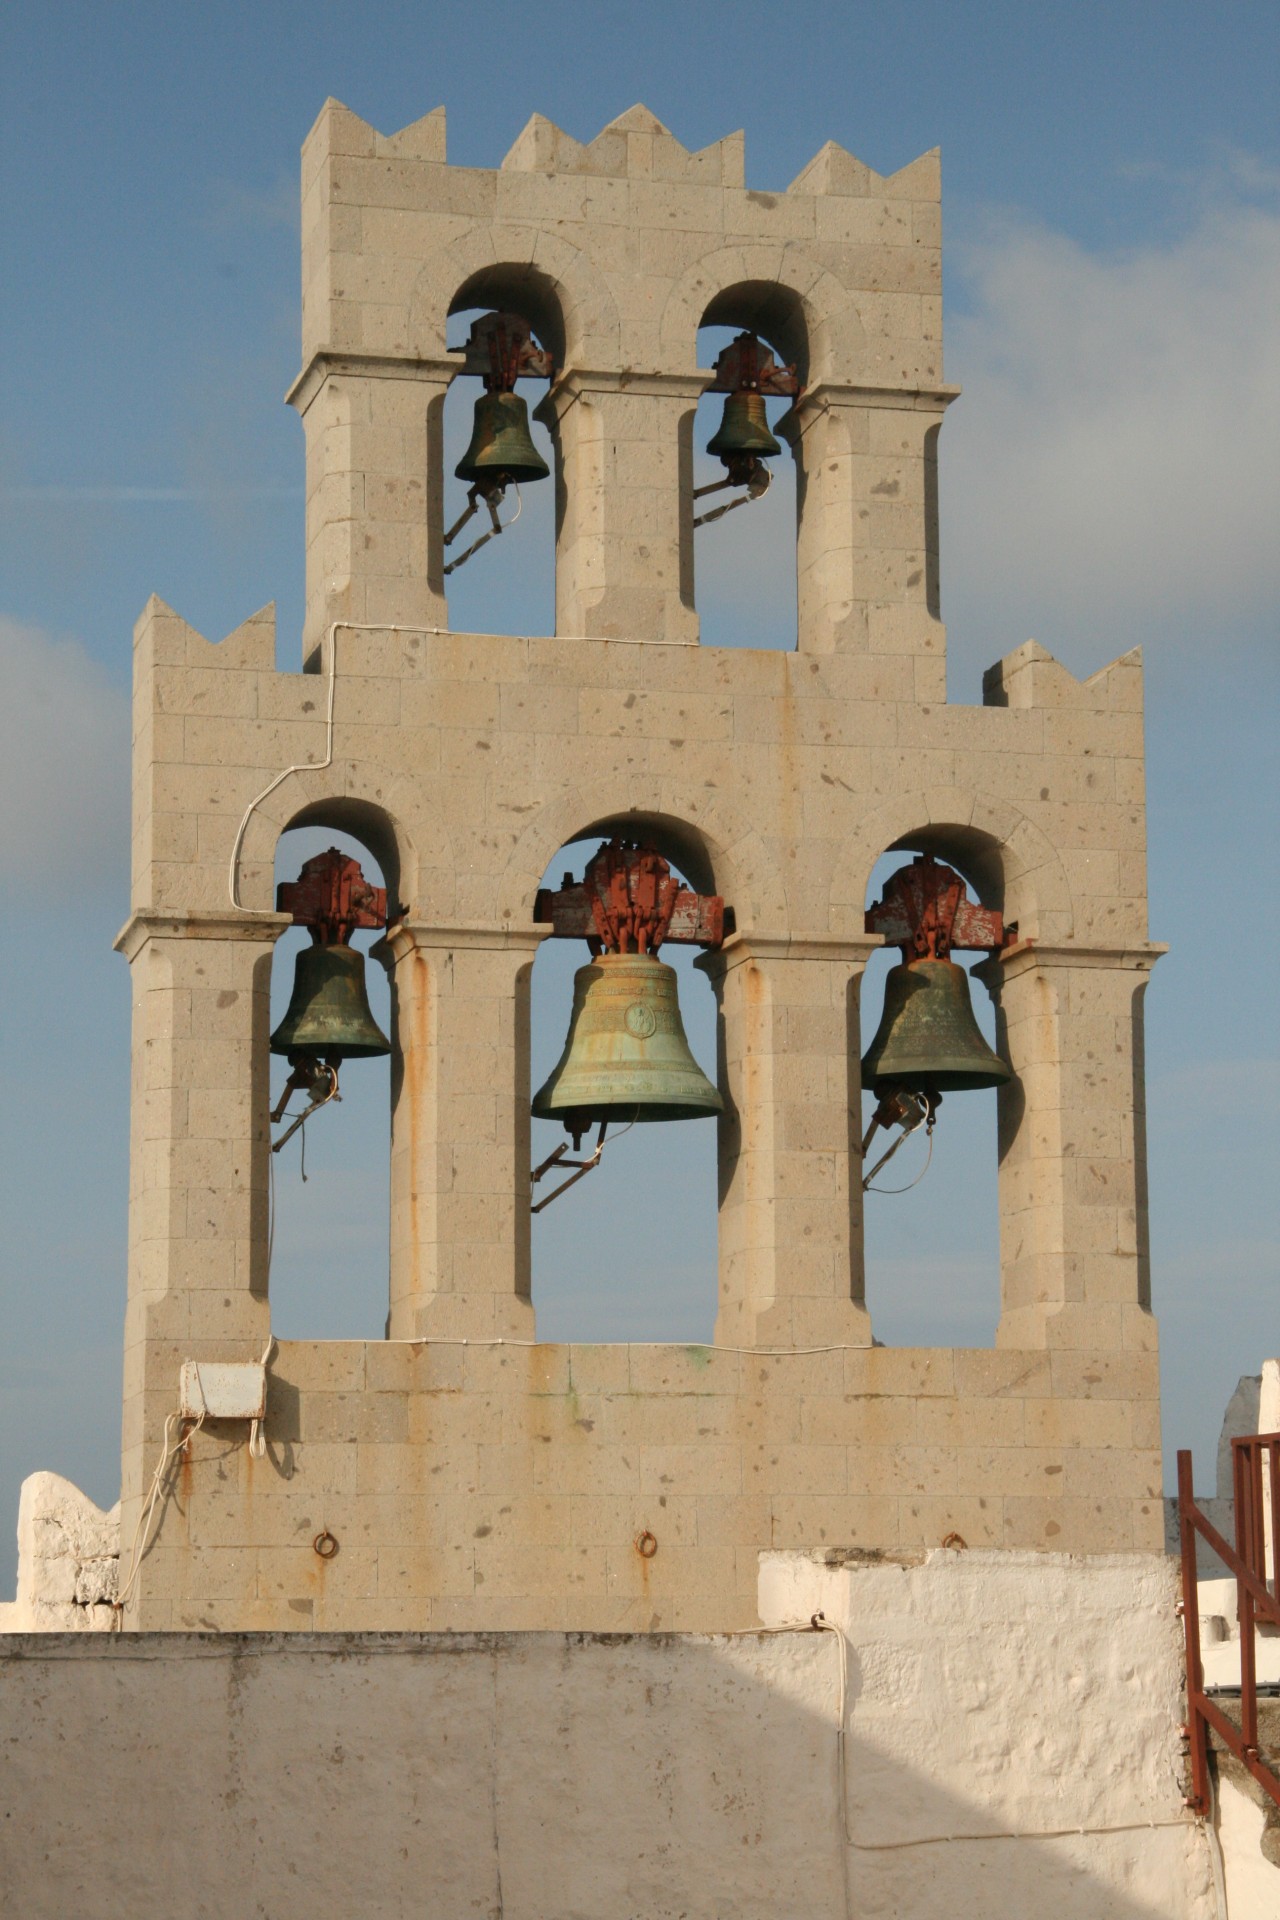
[112,1407,207,1624]
[227,616,701,914]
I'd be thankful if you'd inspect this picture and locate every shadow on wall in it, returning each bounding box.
[0,1571,1210,1919]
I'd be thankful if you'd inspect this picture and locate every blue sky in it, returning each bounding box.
[1,1,1277,1588]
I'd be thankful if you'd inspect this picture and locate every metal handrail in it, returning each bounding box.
[1178,1438,1280,1814]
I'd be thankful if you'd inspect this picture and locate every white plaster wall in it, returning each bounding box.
[0,1472,118,1632]
[0,1552,1214,1918]
[1216,1776,1280,1919]
[760,1547,1215,1917]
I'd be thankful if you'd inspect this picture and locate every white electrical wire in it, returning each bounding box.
[227,616,700,914]
[112,1406,206,1624]
[386,1336,877,1357]
[247,1334,276,1460]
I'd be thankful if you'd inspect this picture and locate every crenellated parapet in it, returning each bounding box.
[291,99,949,654]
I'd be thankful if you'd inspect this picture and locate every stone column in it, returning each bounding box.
[981,943,1164,1351]
[114,910,288,1622]
[701,933,877,1349]
[381,923,548,1340]
[291,357,452,666]
[786,384,952,688]
[540,372,701,645]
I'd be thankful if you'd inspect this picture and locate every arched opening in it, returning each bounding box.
[528,830,722,1342]
[691,287,806,650]
[858,841,1006,1348]
[267,822,393,1339]
[442,284,558,638]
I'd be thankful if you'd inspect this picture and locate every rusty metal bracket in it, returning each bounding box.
[706,331,801,400]
[448,311,554,391]
[865,853,1014,959]
[277,849,387,945]
[866,852,1010,957]
[535,840,724,955]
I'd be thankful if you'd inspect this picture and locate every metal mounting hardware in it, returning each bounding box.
[530,1120,611,1213]
[865,852,1013,960]
[534,839,724,956]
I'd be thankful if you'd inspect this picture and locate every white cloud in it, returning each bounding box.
[0,618,129,889]
[940,171,1280,667]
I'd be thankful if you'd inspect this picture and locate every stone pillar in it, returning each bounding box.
[381,923,547,1340]
[291,359,451,665]
[540,372,700,644]
[701,933,876,1349]
[787,385,951,690]
[983,943,1164,1351]
[114,910,288,1623]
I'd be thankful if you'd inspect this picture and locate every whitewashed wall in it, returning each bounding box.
[0,1550,1221,1918]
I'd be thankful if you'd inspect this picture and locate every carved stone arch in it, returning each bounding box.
[829,787,1075,942]
[658,243,865,384]
[495,776,790,931]
[233,766,454,923]
[407,225,621,367]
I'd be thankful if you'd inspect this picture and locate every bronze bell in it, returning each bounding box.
[706,390,782,464]
[455,390,550,489]
[532,951,723,1141]
[270,943,390,1064]
[861,957,1011,1097]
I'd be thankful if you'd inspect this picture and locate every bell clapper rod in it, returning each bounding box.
[861,1089,936,1194]
[692,462,771,529]
[271,1060,340,1156]
[530,1119,635,1214]
[443,484,522,576]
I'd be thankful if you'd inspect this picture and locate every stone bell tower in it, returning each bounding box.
[114,101,1164,1631]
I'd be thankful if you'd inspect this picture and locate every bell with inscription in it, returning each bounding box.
[532,951,722,1145]
[270,943,390,1065]
[860,957,1010,1098]
[455,390,550,490]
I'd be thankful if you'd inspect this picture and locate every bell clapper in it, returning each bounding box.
[861,1088,937,1194]
[692,458,771,528]
[271,1056,341,1158]
[530,1118,639,1215]
[442,480,521,576]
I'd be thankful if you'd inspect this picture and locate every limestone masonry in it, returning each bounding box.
[113,100,1163,1631]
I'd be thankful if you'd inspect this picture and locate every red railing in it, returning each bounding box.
[1178,1437,1280,1813]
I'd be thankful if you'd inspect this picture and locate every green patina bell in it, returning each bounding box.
[270,943,390,1064]
[861,957,1011,1097]
[455,391,550,488]
[532,951,722,1139]
[706,390,781,463]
